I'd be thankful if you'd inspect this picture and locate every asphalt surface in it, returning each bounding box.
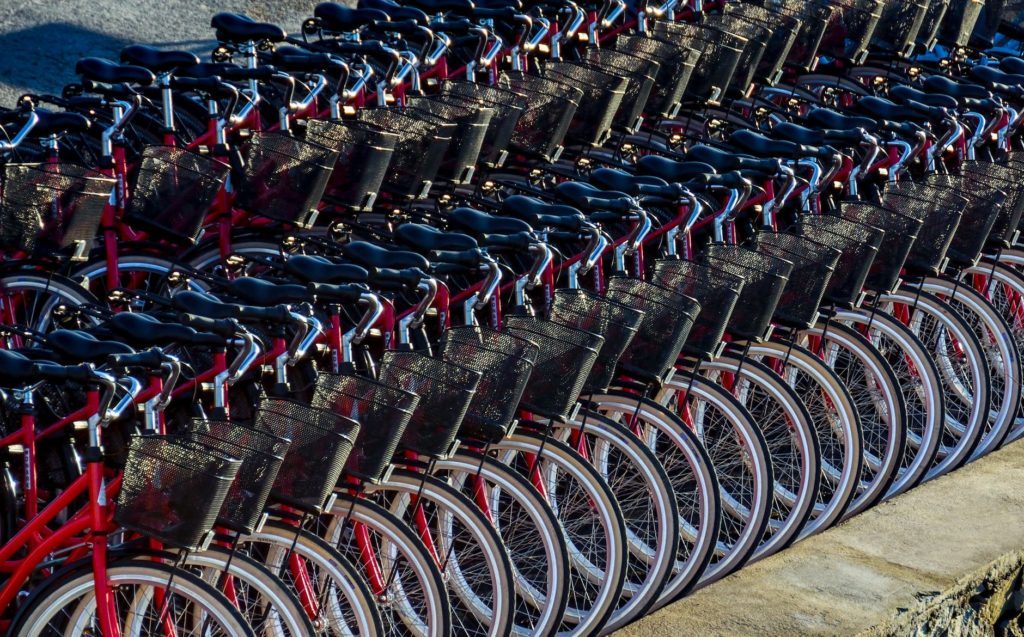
[0,0,343,106]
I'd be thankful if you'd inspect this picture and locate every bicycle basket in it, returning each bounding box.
[943,173,1006,267]
[584,48,660,132]
[606,276,700,385]
[235,131,339,226]
[780,0,836,71]
[821,0,886,63]
[960,157,1024,249]
[870,0,930,57]
[503,316,604,423]
[916,0,950,51]
[443,81,529,168]
[356,107,454,200]
[885,175,968,275]
[378,351,481,459]
[704,11,772,95]
[752,231,840,329]
[0,162,113,255]
[651,258,744,359]
[550,287,645,393]
[937,0,984,47]
[656,21,747,106]
[544,61,628,146]
[699,244,793,341]
[307,119,397,212]
[795,214,884,307]
[723,3,803,86]
[498,71,581,161]
[407,95,494,185]
[312,373,419,483]
[124,146,229,243]
[440,325,539,443]
[115,434,240,550]
[254,398,360,513]
[616,34,700,117]
[183,419,289,534]
[840,199,922,293]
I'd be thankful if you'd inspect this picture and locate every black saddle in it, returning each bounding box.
[283,255,370,284]
[211,13,287,43]
[341,241,431,270]
[120,45,200,73]
[501,195,587,231]
[448,207,534,236]
[315,3,391,31]
[76,58,155,86]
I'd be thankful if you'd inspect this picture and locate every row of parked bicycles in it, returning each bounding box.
[1,0,1023,634]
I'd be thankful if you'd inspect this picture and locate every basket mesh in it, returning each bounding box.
[885,176,968,274]
[651,258,744,359]
[944,173,1006,266]
[871,0,930,54]
[550,288,645,393]
[700,244,793,341]
[124,147,228,243]
[407,95,494,184]
[235,131,339,224]
[584,48,659,130]
[960,157,1024,248]
[254,399,359,513]
[616,34,700,117]
[312,373,419,483]
[705,12,771,94]
[840,199,922,293]
[378,350,481,459]
[821,0,885,61]
[938,0,984,47]
[916,0,950,50]
[503,316,603,422]
[721,4,802,85]
[752,231,840,329]
[498,71,581,160]
[308,119,396,211]
[606,277,700,384]
[443,81,528,167]
[544,61,628,146]
[796,214,884,306]
[655,21,747,105]
[183,419,289,534]
[440,326,539,443]
[0,162,113,255]
[356,108,453,199]
[115,434,240,550]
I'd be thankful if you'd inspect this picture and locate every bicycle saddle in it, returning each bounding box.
[729,129,832,160]
[770,122,865,147]
[120,45,200,73]
[223,277,314,306]
[922,75,992,100]
[341,241,431,270]
[999,56,1024,75]
[46,330,133,364]
[405,0,477,16]
[103,312,227,347]
[358,0,431,23]
[307,282,370,302]
[172,290,294,323]
[283,255,370,285]
[969,66,1024,97]
[502,196,588,231]
[888,84,959,109]
[857,96,945,123]
[634,156,716,183]
[211,13,287,43]
[0,350,94,386]
[75,58,155,86]
[315,3,392,31]
[555,182,634,213]
[394,224,479,252]
[31,111,91,135]
[448,207,534,236]
[475,0,523,9]
[589,167,679,199]
[266,46,346,73]
[686,145,781,175]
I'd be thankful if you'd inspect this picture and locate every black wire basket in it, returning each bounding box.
[840,198,923,293]
[723,3,803,86]
[442,81,529,168]
[312,372,419,483]
[615,34,700,117]
[821,0,886,63]
[407,94,494,185]
[503,316,604,423]
[115,434,241,550]
[704,11,772,95]
[498,71,582,161]
[235,131,339,226]
[0,162,113,255]
[942,173,1006,267]
[780,0,836,71]
[699,244,793,341]
[356,107,454,200]
[916,0,950,51]
[752,231,841,329]
[885,175,968,275]
[439,325,539,443]
[124,146,229,244]
[254,398,360,514]
[606,277,701,385]
[584,48,659,132]
[795,214,884,307]
[183,419,290,535]
[307,119,397,212]
[550,287,645,394]
[937,0,984,47]
[651,258,744,359]
[960,157,1024,249]
[870,0,930,57]
[655,21,747,106]
[544,61,628,146]
[378,350,481,459]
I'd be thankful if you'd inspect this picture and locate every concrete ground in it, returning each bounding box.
[613,439,1024,636]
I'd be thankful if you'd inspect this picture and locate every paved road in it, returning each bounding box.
[0,0,344,106]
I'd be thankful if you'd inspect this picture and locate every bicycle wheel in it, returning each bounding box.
[550,408,679,631]
[433,449,571,637]
[833,306,945,497]
[700,354,820,560]
[746,337,865,534]
[490,430,627,636]
[878,287,990,479]
[0,270,101,334]
[654,374,773,586]
[235,520,384,637]
[10,558,254,636]
[584,391,721,605]
[364,469,515,637]
[320,493,454,637]
[917,276,1021,459]
[71,252,184,303]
